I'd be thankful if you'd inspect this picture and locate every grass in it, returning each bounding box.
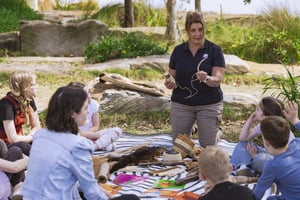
[0,67,262,141]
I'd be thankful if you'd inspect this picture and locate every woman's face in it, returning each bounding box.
[72,98,89,126]
[187,22,204,46]
[27,79,38,98]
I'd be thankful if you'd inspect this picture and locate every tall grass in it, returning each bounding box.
[206,5,300,65]
[0,0,42,33]
[91,2,166,27]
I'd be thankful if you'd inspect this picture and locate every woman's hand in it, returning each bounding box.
[196,70,208,82]
[164,74,177,89]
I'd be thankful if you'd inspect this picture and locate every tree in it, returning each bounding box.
[195,0,201,12]
[124,0,134,27]
[165,0,180,43]
[243,0,251,4]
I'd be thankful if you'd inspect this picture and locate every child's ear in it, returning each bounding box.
[228,164,233,173]
[263,138,270,148]
[199,172,207,180]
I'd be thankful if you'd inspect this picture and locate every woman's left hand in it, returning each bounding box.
[196,71,208,82]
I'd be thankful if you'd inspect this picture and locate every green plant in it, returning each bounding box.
[84,32,167,63]
[0,0,42,33]
[54,0,98,20]
[262,66,300,103]
[91,2,166,27]
[205,6,300,65]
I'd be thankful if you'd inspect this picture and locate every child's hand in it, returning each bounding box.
[284,101,299,125]
[246,143,258,158]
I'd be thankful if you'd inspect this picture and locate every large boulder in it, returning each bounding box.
[0,32,20,52]
[20,19,108,56]
[224,54,250,74]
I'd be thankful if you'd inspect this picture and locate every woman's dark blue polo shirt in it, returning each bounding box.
[169,39,225,106]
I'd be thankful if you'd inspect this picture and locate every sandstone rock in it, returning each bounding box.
[224,54,250,74]
[0,32,20,52]
[20,19,108,56]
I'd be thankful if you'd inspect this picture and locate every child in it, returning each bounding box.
[198,146,255,200]
[230,96,295,173]
[68,82,121,151]
[0,70,41,155]
[254,116,300,199]
[21,86,138,200]
[0,139,28,200]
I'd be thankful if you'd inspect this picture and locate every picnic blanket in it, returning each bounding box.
[93,133,274,200]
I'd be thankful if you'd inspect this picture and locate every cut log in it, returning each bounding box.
[99,72,165,96]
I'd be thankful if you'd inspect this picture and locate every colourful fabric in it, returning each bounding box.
[22,128,108,200]
[254,138,300,199]
[93,133,275,199]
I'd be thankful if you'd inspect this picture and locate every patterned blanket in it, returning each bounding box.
[93,133,274,200]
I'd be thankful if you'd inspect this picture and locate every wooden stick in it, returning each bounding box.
[175,174,199,185]
[138,161,186,166]
[98,162,110,183]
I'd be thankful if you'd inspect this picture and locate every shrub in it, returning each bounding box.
[206,6,300,65]
[84,32,168,63]
[0,0,42,33]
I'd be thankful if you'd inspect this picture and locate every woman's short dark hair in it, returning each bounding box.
[45,86,88,134]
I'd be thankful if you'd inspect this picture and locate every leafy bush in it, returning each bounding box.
[84,32,168,63]
[0,0,42,33]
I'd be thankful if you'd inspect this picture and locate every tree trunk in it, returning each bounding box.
[164,0,180,43]
[124,0,134,27]
[195,0,201,12]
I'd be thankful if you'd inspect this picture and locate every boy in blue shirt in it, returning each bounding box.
[254,116,300,199]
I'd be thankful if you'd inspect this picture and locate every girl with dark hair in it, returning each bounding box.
[21,86,139,200]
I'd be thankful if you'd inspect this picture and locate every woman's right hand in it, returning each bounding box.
[164,75,177,89]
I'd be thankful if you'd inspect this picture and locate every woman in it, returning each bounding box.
[21,86,138,200]
[230,96,295,173]
[165,11,225,147]
[0,70,41,155]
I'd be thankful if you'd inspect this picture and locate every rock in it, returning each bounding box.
[20,19,109,56]
[98,89,170,114]
[0,32,20,52]
[224,92,259,110]
[224,54,250,74]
